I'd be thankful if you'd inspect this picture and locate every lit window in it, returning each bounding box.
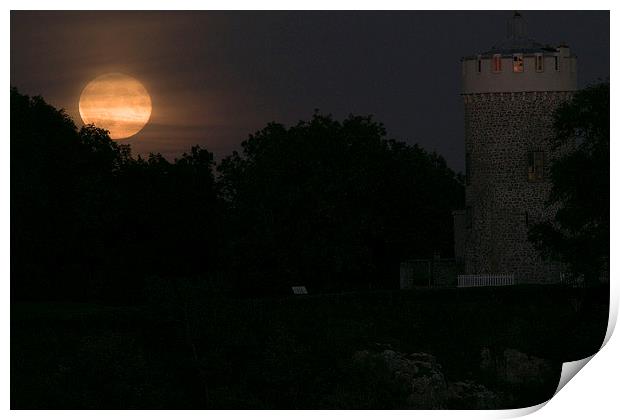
[492,54,502,73]
[477,56,482,73]
[554,56,560,71]
[513,54,524,73]
[527,151,545,182]
[535,54,544,72]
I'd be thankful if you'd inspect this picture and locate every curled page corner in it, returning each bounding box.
[498,401,548,418]
[552,280,619,396]
[602,285,618,348]
[501,355,597,418]
[502,284,616,417]
[554,355,595,396]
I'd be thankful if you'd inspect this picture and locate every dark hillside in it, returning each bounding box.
[11,285,608,409]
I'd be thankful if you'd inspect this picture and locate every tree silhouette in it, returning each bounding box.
[11,89,221,301]
[528,82,610,283]
[218,113,464,293]
[11,88,125,299]
[12,89,463,300]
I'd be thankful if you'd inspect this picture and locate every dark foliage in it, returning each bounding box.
[528,82,609,283]
[11,89,221,301]
[11,89,462,300]
[11,286,608,408]
[218,113,464,293]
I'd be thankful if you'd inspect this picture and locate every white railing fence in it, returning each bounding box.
[457,274,515,288]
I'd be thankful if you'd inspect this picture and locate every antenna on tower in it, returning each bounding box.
[507,11,527,39]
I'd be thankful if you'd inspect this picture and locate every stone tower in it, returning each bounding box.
[454,12,578,283]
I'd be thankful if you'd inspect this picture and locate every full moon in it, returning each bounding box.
[79,73,152,140]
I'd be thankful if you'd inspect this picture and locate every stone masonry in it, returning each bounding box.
[462,91,572,283]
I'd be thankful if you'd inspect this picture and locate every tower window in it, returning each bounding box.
[535,54,544,72]
[513,54,524,73]
[477,56,482,73]
[492,54,502,73]
[554,55,560,71]
[527,151,545,182]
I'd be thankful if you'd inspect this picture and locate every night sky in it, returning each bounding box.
[10,10,609,171]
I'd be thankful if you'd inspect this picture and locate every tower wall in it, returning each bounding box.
[456,12,580,284]
[463,91,573,283]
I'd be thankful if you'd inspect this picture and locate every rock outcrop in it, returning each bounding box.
[352,349,499,409]
[480,347,555,387]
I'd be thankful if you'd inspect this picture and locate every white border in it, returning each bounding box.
[4,2,616,419]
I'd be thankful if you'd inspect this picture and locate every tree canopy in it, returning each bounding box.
[11,89,463,300]
[528,82,610,282]
[11,89,221,300]
[218,113,463,292]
